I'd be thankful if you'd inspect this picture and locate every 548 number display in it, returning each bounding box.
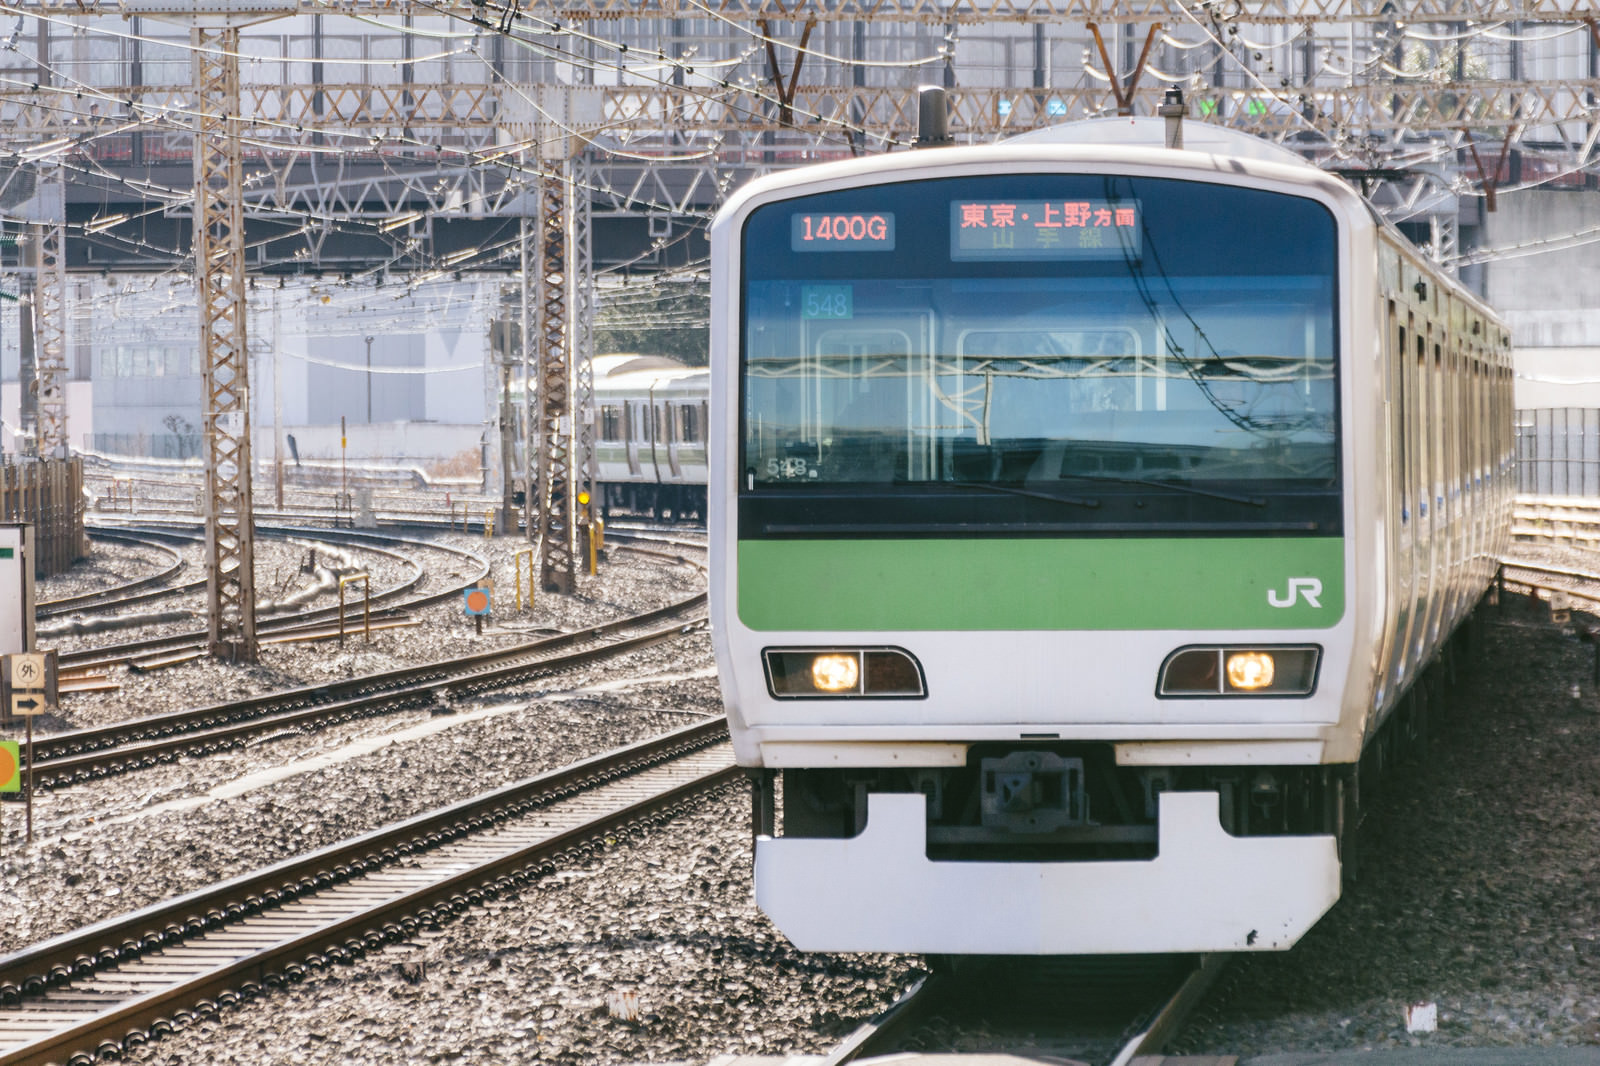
[802,285,853,320]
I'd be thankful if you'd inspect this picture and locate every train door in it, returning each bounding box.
[624,400,645,478]
[1376,299,1401,713]
[1446,336,1465,627]
[665,399,686,481]
[1433,323,1459,643]
[1380,299,1408,712]
[1410,313,1433,668]
[648,388,666,485]
[1392,309,1419,694]
[1477,348,1491,574]
[1429,330,1453,641]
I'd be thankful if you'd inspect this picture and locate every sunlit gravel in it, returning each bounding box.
[12,531,1598,1063]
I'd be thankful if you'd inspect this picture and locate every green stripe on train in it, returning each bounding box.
[737,537,1344,631]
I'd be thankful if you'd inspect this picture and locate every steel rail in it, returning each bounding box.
[57,525,489,672]
[815,956,1218,1066]
[819,975,947,1065]
[1106,954,1230,1066]
[23,595,707,788]
[0,720,737,1066]
[36,532,189,618]
[44,529,418,634]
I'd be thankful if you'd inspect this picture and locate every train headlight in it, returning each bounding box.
[811,654,859,692]
[763,647,926,699]
[1158,646,1320,698]
[1225,651,1275,690]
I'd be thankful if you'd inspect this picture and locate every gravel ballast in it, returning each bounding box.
[114,789,919,1066]
[1179,590,1600,1056]
[8,532,1600,1063]
[1,533,710,951]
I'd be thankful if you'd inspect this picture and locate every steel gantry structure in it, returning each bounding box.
[0,0,1597,648]
[189,16,261,660]
[26,167,69,460]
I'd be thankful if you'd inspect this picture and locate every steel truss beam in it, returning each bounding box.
[534,163,575,594]
[5,79,1598,145]
[193,22,258,662]
[572,154,597,517]
[591,81,1600,140]
[520,216,537,542]
[13,0,1600,24]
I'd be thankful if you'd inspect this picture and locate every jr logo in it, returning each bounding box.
[1267,577,1323,609]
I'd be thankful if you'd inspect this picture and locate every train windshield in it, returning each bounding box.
[739,173,1340,535]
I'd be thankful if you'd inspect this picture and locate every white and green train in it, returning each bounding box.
[589,354,708,519]
[505,354,709,517]
[707,116,1514,956]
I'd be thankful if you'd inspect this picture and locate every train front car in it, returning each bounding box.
[711,123,1438,956]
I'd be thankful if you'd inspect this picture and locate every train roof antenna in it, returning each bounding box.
[915,86,954,148]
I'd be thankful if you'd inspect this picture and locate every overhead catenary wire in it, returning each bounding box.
[0,0,1595,287]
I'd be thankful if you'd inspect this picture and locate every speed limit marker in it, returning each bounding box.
[10,652,43,691]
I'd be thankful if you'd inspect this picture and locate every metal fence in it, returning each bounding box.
[1516,409,1600,497]
[89,433,204,461]
[0,457,89,576]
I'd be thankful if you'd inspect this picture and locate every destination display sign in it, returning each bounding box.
[950,199,1141,261]
[791,212,896,252]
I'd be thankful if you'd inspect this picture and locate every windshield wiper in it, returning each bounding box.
[935,481,1101,509]
[1053,472,1267,508]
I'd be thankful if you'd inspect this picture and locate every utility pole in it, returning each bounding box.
[520,217,536,543]
[273,288,284,509]
[127,0,295,661]
[193,17,259,661]
[533,161,575,593]
[496,315,518,536]
[16,257,36,459]
[28,167,69,459]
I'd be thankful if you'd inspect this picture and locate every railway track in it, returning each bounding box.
[821,954,1227,1066]
[52,523,701,676]
[18,581,707,789]
[54,525,487,674]
[1514,495,1600,547]
[85,486,708,538]
[0,720,738,1066]
[36,531,196,620]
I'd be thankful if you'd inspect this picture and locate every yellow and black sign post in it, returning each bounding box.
[4,651,51,842]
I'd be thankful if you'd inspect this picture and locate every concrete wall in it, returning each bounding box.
[253,421,483,466]
[1482,188,1600,408]
[1,381,95,454]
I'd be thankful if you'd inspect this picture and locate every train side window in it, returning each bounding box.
[601,405,624,442]
[678,404,700,443]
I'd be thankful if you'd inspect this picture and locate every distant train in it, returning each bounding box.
[706,116,1514,957]
[590,354,709,519]
[510,353,709,519]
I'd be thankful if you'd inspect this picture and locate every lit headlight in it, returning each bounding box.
[1225,651,1275,690]
[810,654,859,692]
[1159,646,1320,698]
[763,647,926,699]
